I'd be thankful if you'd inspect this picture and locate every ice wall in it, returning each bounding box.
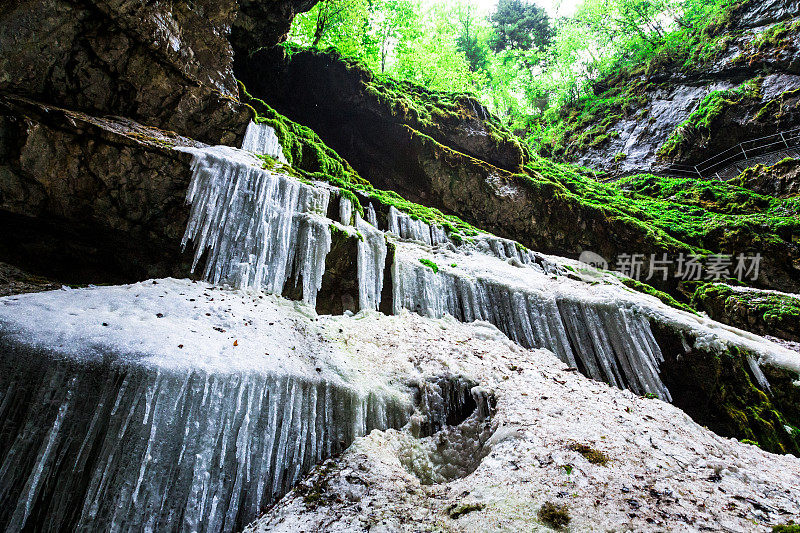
[0,282,411,533]
[241,122,288,163]
[392,243,671,399]
[180,146,331,305]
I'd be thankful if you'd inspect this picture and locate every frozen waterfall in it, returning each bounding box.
[355,213,387,310]
[0,281,411,533]
[180,146,331,306]
[392,243,672,400]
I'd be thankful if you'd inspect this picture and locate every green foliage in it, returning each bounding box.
[419,258,439,272]
[489,0,552,54]
[524,156,799,258]
[239,82,366,186]
[528,0,748,149]
[752,20,800,51]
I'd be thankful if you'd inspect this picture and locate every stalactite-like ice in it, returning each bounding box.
[366,203,379,228]
[355,214,387,311]
[0,280,411,533]
[179,146,331,305]
[241,121,288,163]
[392,243,671,399]
[339,195,353,225]
[387,206,451,246]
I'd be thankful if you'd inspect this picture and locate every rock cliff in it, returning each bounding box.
[542,0,800,176]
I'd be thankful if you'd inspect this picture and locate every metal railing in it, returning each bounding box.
[663,127,800,180]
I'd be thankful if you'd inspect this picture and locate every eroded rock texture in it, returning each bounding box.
[0,96,198,283]
[0,0,256,145]
[547,0,800,175]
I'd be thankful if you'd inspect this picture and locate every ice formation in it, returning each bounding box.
[338,195,353,225]
[246,308,800,533]
[177,138,797,398]
[0,281,411,532]
[386,206,450,245]
[240,121,288,163]
[392,243,671,399]
[180,146,331,305]
[355,213,387,311]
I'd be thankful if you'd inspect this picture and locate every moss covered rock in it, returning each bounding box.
[692,283,800,342]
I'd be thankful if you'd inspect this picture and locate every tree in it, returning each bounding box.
[455,4,490,73]
[489,0,553,54]
[289,0,370,57]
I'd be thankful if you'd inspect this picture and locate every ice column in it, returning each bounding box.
[0,351,410,533]
[366,203,379,228]
[387,206,451,246]
[339,195,353,225]
[355,214,387,310]
[180,146,331,305]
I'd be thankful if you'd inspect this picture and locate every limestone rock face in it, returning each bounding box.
[551,0,800,175]
[236,47,527,204]
[0,0,256,145]
[0,96,198,283]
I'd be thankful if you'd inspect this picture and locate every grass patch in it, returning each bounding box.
[538,501,571,529]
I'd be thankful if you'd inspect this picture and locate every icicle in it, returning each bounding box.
[0,349,411,532]
[366,203,379,229]
[355,214,387,311]
[391,244,671,399]
[339,195,353,226]
[179,146,331,306]
[241,121,288,163]
[746,355,771,392]
[386,206,441,245]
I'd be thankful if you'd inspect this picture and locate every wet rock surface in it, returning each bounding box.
[0,95,198,283]
[0,0,257,145]
[556,1,800,175]
[236,46,527,204]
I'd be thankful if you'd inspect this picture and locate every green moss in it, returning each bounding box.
[419,258,439,273]
[663,336,800,456]
[616,275,697,314]
[338,189,364,216]
[538,502,570,529]
[568,442,609,465]
[445,502,484,519]
[752,20,800,51]
[692,283,800,337]
[281,45,527,166]
[773,525,800,533]
[239,81,366,186]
